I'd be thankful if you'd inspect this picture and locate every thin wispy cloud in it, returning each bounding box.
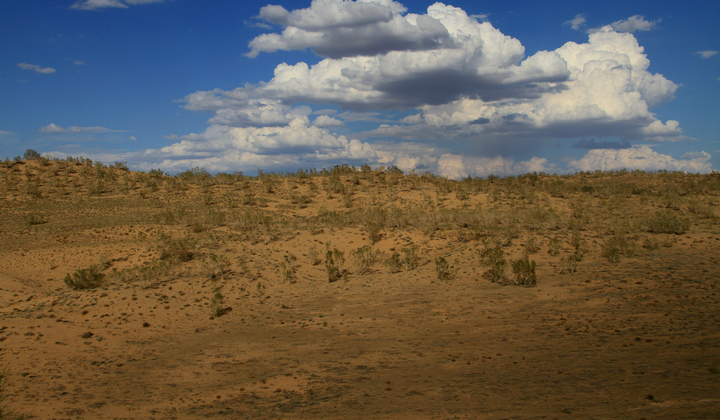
[17,63,56,74]
[589,15,660,33]
[696,51,719,59]
[70,0,168,11]
[564,14,586,31]
[39,123,123,134]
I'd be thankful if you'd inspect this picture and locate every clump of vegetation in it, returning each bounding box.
[481,246,508,283]
[158,237,195,262]
[202,253,230,281]
[65,265,105,290]
[511,257,537,287]
[210,291,231,318]
[280,253,298,283]
[351,245,382,274]
[25,213,47,226]
[325,245,347,283]
[646,210,691,235]
[435,257,457,280]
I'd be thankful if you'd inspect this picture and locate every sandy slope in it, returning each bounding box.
[1,159,718,419]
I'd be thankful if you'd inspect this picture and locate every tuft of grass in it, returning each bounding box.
[65,265,104,290]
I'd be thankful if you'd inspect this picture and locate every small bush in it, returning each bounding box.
[23,149,41,160]
[435,257,457,280]
[646,210,691,235]
[25,213,47,226]
[602,239,621,263]
[326,245,347,283]
[280,253,298,283]
[351,245,382,274]
[511,258,537,287]
[158,237,195,262]
[481,246,507,283]
[385,252,402,273]
[65,265,104,290]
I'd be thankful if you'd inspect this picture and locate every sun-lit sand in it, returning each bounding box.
[1,157,718,419]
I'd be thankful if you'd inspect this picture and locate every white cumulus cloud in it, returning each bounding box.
[149,1,704,176]
[312,115,345,127]
[568,146,712,173]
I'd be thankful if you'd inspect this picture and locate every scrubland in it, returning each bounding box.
[1,153,719,419]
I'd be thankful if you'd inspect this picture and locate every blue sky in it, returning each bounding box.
[1,0,718,177]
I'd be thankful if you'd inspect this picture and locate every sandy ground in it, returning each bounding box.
[1,160,718,419]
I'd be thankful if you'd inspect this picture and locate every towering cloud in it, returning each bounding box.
[146,1,708,176]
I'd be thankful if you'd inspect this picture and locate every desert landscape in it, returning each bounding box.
[0,154,718,419]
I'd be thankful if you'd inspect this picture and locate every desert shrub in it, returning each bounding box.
[308,245,322,265]
[202,253,230,281]
[481,246,508,283]
[385,252,403,273]
[511,257,537,287]
[559,249,583,274]
[401,245,421,270]
[646,210,691,235]
[23,149,41,160]
[547,237,561,256]
[435,257,457,280]
[153,209,176,225]
[65,265,104,290]
[602,239,621,263]
[205,209,226,226]
[158,237,195,262]
[325,245,347,283]
[25,213,47,226]
[351,245,382,274]
[26,180,41,198]
[289,194,311,207]
[279,253,298,283]
[88,181,105,195]
[525,236,540,254]
[365,221,383,244]
[210,291,230,318]
[642,237,660,250]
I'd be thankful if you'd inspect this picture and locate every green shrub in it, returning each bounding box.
[64,265,104,290]
[23,149,41,160]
